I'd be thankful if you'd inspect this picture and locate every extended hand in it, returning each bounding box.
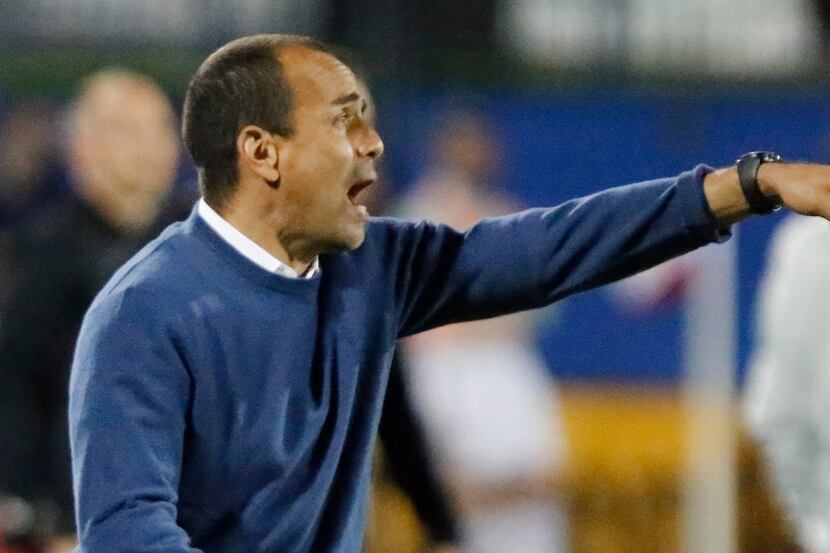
[758,163,830,219]
[704,163,830,226]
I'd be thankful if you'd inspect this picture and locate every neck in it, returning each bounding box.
[216,199,315,276]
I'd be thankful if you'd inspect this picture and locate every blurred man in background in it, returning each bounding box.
[402,109,568,553]
[744,214,830,553]
[0,70,180,553]
[0,101,63,230]
[0,101,64,310]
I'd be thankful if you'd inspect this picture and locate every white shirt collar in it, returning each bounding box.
[197,198,319,279]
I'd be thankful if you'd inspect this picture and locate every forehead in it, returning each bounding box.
[76,79,172,132]
[279,47,357,110]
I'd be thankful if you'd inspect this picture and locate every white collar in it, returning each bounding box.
[197,198,319,279]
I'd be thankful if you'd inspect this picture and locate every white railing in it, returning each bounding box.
[0,0,325,45]
[501,0,819,75]
[0,0,821,77]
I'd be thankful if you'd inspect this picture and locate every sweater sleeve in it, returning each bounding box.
[391,165,729,337]
[68,291,201,553]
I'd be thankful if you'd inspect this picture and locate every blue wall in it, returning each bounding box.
[383,85,830,384]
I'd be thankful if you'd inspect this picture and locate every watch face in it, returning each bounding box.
[738,151,781,164]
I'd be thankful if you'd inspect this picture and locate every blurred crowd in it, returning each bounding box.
[0,70,189,553]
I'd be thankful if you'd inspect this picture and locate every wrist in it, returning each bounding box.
[736,151,783,214]
[756,163,783,206]
[703,166,749,227]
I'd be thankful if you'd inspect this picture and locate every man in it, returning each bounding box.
[0,101,63,313]
[0,100,63,230]
[0,70,179,552]
[69,34,830,552]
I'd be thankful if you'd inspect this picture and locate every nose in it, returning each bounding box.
[357,127,384,160]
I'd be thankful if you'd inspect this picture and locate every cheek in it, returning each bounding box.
[321,126,355,161]
[295,142,354,196]
[320,136,355,178]
[289,137,351,180]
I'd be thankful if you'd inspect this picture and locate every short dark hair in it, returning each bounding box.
[182,34,328,208]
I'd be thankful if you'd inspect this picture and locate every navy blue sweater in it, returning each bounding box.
[69,166,727,552]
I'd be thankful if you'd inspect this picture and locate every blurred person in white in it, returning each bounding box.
[353,78,466,553]
[401,109,568,553]
[0,70,179,553]
[744,214,830,553]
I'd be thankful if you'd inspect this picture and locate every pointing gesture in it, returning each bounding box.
[704,153,830,226]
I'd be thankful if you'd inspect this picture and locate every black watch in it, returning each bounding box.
[736,151,783,214]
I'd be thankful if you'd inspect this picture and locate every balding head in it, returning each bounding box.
[182,35,383,261]
[69,70,179,232]
[182,34,331,209]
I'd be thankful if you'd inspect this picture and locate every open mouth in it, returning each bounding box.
[347,178,375,205]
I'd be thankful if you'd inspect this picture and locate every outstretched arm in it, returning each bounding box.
[392,161,830,338]
[392,165,723,336]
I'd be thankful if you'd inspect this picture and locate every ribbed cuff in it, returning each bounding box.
[676,163,732,245]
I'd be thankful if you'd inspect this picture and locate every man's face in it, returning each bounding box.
[275,47,384,252]
[73,77,179,231]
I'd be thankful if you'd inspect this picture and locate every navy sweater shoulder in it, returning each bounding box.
[69,166,727,552]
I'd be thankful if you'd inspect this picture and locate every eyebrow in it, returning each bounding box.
[332,92,360,106]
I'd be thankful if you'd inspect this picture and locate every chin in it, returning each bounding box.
[320,225,366,253]
[342,228,366,250]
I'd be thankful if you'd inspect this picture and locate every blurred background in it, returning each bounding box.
[2,0,830,552]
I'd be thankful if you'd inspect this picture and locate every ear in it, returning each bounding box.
[237,125,280,188]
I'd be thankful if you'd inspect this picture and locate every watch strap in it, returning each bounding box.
[736,151,782,214]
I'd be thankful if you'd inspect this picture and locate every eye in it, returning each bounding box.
[334,110,355,128]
